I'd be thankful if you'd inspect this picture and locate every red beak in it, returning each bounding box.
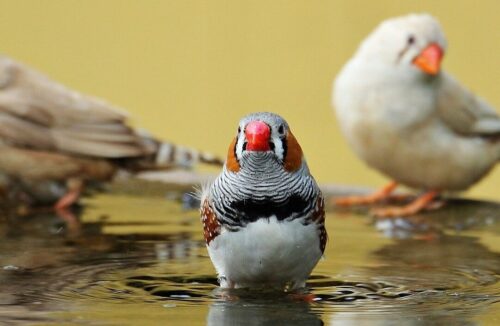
[245,120,271,151]
[412,43,444,75]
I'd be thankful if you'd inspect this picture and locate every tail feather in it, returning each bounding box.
[122,129,224,171]
[154,142,224,168]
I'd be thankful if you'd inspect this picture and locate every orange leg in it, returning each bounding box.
[54,188,81,211]
[371,190,441,218]
[288,293,319,303]
[54,178,83,211]
[54,179,83,235]
[334,181,399,206]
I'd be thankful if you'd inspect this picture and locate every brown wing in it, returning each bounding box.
[0,55,152,158]
[201,198,221,245]
[437,72,500,137]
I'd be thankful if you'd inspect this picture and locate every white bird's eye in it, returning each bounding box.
[407,35,416,45]
[237,126,241,134]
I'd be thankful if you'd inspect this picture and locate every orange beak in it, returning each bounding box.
[412,43,444,75]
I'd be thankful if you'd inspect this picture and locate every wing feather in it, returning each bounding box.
[437,73,500,136]
[0,55,152,158]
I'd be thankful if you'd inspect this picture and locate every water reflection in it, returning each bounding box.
[0,194,498,324]
[335,198,500,240]
[207,293,323,326]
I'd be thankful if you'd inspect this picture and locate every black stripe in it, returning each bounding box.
[227,194,310,224]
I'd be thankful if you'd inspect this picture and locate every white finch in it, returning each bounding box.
[333,14,500,217]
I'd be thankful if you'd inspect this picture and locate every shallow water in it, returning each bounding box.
[0,191,499,325]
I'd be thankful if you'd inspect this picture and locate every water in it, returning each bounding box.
[0,192,498,325]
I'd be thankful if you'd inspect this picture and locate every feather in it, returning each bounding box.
[437,72,500,137]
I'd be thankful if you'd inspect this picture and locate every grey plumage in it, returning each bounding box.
[203,112,322,229]
[211,152,319,229]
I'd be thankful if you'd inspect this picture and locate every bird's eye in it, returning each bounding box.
[407,35,416,45]
[277,125,285,135]
[237,127,241,134]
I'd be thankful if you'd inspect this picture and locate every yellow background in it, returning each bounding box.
[0,1,498,200]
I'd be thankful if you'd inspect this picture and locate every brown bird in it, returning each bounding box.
[333,14,500,217]
[0,55,223,212]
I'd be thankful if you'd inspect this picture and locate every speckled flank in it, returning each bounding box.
[310,196,327,253]
[201,199,221,245]
[319,226,327,254]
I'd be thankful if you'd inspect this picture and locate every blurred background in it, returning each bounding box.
[0,0,498,200]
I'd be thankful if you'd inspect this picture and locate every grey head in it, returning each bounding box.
[235,112,290,164]
[225,112,307,175]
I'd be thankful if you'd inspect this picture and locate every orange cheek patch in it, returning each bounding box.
[201,199,221,245]
[225,137,240,172]
[283,131,303,172]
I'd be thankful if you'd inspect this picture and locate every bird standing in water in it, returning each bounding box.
[333,14,500,217]
[200,112,326,290]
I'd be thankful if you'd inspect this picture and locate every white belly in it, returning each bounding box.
[207,217,322,289]
[343,116,498,191]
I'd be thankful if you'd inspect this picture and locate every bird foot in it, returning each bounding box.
[54,188,81,211]
[333,181,400,206]
[53,187,82,234]
[288,292,320,303]
[371,191,442,218]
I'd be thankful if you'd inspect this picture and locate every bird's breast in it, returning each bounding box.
[228,195,311,224]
